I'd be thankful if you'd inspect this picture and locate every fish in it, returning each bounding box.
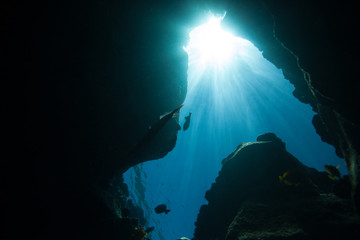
[324,165,341,180]
[279,169,307,186]
[145,226,154,233]
[130,105,183,154]
[183,112,192,131]
[176,237,191,240]
[154,204,170,214]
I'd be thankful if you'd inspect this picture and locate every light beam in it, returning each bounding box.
[185,14,236,65]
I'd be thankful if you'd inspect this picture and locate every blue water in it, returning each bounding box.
[124,17,345,240]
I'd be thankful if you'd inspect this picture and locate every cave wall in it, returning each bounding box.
[16,1,192,238]
[193,133,359,240]
[12,0,359,238]
[199,0,360,212]
[25,0,190,185]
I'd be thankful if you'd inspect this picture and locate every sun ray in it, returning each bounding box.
[185,14,237,66]
[123,13,344,240]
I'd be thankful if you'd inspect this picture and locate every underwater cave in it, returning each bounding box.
[22,0,359,240]
[123,13,348,240]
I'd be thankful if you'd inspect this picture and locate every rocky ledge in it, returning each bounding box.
[194,133,360,240]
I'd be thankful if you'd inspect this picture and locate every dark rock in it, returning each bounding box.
[19,1,189,238]
[202,0,360,214]
[334,175,352,200]
[226,194,360,240]
[194,134,359,240]
[12,0,359,238]
[256,132,286,148]
[256,132,281,142]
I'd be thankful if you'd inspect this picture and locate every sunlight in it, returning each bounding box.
[123,12,344,240]
[184,13,261,105]
[185,14,236,65]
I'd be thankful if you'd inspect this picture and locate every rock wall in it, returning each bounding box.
[226,194,359,240]
[17,1,191,238]
[13,0,359,238]
[199,0,360,213]
[194,133,360,240]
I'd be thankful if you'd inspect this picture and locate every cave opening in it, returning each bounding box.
[184,14,236,65]
[123,13,345,240]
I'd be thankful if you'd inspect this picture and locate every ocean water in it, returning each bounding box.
[123,16,345,240]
